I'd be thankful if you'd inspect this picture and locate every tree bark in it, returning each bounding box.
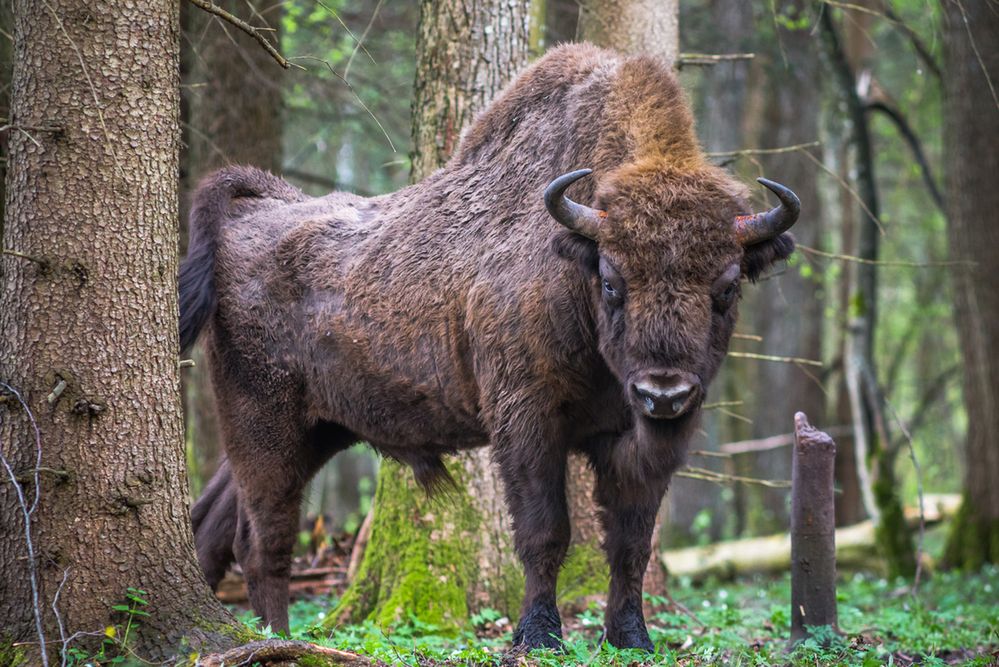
[182,0,284,497]
[789,413,838,643]
[333,0,534,632]
[0,0,241,662]
[578,0,678,63]
[739,0,826,536]
[820,6,914,578]
[941,0,999,569]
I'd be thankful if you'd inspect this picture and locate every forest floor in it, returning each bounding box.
[227,525,999,666]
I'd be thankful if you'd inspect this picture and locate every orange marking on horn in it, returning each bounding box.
[597,210,608,218]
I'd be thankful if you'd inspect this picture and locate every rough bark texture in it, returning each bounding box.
[0,0,241,661]
[789,412,838,643]
[668,0,754,545]
[182,0,284,496]
[941,0,999,569]
[578,0,679,63]
[740,0,826,535]
[335,0,533,631]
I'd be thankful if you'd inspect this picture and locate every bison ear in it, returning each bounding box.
[551,229,599,274]
[742,232,795,282]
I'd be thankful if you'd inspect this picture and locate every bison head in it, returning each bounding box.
[548,160,798,439]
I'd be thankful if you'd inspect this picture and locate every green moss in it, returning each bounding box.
[0,639,27,667]
[195,618,263,645]
[556,542,609,607]
[943,496,999,570]
[330,460,482,635]
[871,460,916,578]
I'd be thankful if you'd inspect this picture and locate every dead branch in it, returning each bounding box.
[676,465,791,489]
[0,382,49,666]
[196,640,370,666]
[677,52,755,68]
[720,426,852,456]
[2,248,50,270]
[706,140,820,159]
[186,0,299,70]
[726,351,823,367]
[797,245,973,268]
[865,101,945,211]
[790,412,838,643]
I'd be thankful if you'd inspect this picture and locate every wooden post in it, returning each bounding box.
[790,412,838,644]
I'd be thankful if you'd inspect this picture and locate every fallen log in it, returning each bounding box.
[661,493,960,580]
[196,640,369,666]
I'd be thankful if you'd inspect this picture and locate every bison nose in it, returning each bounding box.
[631,372,701,419]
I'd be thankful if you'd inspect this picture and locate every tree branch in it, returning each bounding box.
[864,100,945,212]
[186,0,300,70]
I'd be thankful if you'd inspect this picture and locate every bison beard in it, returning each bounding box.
[181,44,799,651]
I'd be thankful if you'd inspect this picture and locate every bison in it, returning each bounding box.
[182,43,800,651]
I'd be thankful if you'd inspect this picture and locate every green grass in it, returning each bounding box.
[234,565,999,665]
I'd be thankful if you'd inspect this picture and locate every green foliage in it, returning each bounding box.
[63,588,151,667]
[239,565,999,665]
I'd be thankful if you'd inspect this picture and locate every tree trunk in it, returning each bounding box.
[182,0,284,497]
[578,0,678,62]
[820,6,914,578]
[667,0,754,546]
[0,0,240,663]
[333,0,534,632]
[739,0,826,536]
[941,0,999,569]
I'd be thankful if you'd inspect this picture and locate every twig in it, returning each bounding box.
[179,359,196,369]
[343,0,384,79]
[703,400,743,410]
[0,124,58,149]
[797,245,973,268]
[720,426,852,456]
[186,0,301,70]
[0,382,48,667]
[726,351,823,367]
[732,332,763,342]
[47,379,66,404]
[880,2,942,80]
[289,55,396,152]
[706,140,821,159]
[677,465,791,489]
[2,248,50,269]
[677,52,755,68]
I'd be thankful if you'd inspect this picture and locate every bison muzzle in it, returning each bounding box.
[181,43,801,651]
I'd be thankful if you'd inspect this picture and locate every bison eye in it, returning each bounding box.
[601,278,623,307]
[714,280,739,311]
[602,278,617,296]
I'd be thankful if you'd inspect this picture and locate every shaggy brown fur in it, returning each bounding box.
[181,44,796,650]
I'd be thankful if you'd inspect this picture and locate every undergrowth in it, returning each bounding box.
[232,564,999,665]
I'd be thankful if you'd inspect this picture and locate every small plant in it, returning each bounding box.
[64,587,150,666]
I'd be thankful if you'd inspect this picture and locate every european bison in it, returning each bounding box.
[182,43,800,650]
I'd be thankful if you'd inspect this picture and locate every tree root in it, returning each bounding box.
[197,639,370,666]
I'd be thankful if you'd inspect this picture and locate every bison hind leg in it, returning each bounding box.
[192,458,238,590]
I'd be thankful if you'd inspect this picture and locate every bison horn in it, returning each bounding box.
[733,178,801,246]
[544,169,606,240]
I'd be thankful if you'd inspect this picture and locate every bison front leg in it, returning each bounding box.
[594,471,668,651]
[495,438,570,650]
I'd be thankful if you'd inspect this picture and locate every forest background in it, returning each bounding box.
[0,0,997,664]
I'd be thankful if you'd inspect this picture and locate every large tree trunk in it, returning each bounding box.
[667,0,754,546]
[332,0,534,632]
[941,0,999,569]
[0,0,240,663]
[738,0,826,535]
[182,0,283,497]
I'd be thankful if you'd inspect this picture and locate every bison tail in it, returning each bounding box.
[192,457,239,590]
[179,166,303,352]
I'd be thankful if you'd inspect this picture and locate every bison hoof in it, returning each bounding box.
[513,599,563,650]
[606,600,654,651]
